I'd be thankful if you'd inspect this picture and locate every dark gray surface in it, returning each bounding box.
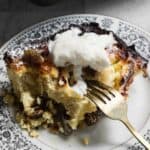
[0,0,84,46]
[0,0,150,47]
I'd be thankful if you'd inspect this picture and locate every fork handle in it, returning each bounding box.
[121,118,150,150]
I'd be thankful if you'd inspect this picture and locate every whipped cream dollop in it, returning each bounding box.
[48,27,117,95]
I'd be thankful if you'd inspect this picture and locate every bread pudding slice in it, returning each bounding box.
[4,23,148,136]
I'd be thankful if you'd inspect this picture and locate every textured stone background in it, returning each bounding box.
[0,0,150,46]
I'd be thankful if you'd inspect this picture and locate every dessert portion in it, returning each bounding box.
[4,23,148,136]
[48,27,116,96]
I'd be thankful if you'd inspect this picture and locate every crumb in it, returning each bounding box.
[59,127,64,133]
[29,130,39,137]
[78,122,86,129]
[3,94,14,105]
[42,124,48,129]
[43,112,52,120]
[82,137,90,145]
[36,97,41,105]
[49,127,59,134]
[0,89,7,97]
[58,79,65,86]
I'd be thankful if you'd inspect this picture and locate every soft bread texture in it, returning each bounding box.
[6,55,96,131]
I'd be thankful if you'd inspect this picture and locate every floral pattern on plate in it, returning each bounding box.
[0,14,150,150]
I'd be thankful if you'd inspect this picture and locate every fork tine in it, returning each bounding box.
[87,90,105,107]
[87,88,107,104]
[86,80,115,97]
[88,84,111,101]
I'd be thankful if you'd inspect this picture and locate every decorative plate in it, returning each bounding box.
[0,14,150,150]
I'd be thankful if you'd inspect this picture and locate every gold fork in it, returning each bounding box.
[86,80,150,150]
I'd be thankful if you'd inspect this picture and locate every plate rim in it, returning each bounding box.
[0,14,150,150]
[1,13,150,51]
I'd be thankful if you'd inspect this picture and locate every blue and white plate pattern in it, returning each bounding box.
[0,14,150,150]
